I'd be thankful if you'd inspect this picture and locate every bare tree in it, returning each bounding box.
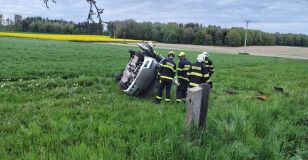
[41,0,104,24]
[42,0,56,8]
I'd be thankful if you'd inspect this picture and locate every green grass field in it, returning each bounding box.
[0,37,307,159]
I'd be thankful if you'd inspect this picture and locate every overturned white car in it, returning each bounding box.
[115,42,164,96]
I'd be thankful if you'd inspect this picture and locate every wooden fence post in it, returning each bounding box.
[185,83,211,128]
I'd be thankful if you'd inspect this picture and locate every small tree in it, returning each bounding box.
[227,28,242,47]
[205,34,213,45]
[193,29,207,45]
[14,14,23,31]
[0,14,3,26]
[182,27,194,44]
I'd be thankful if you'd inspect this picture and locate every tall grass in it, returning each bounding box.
[0,37,307,159]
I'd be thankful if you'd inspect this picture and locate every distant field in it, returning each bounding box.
[102,42,308,60]
[0,37,307,159]
[0,32,139,43]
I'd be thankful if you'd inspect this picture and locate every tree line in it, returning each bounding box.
[1,15,308,47]
[109,20,308,47]
[0,15,104,35]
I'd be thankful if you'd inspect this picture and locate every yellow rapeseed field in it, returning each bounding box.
[0,32,139,43]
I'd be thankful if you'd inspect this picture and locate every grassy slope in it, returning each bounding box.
[0,37,307,159]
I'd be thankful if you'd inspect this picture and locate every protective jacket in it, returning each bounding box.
[158,58,177,81]
[177,58,191,82]
[204,57,214,76]
[188,62,210,88]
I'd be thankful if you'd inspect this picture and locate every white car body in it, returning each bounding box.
[122,56,158,95]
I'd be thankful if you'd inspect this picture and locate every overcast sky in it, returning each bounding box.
[1,0,308,34]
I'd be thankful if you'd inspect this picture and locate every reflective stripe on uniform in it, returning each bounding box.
[210,65,214,67]
[160,76,173,80]
[165,99,171,101]
[156,96,162,99]
[188,72,203,77]
[177,76,189,81]
[192,66,201,70]
[204,74,209,78]
[176,99,182,102]
[177,68,189,71]
[205,65,210,67]
[206,79,212,83]
[166,62,174,67]
[161,64,176,72]
[189,82,199,87]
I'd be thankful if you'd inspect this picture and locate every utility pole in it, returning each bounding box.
[244,20,250,53]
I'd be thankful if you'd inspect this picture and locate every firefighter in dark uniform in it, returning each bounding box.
[155,51,177,103]
[202,51,214,88]
[188,54,210,88]
[176,52,191,102]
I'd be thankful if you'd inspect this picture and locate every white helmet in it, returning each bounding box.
[197,54,205,63]
[202,51,209,58]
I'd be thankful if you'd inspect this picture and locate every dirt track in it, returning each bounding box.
[99,42,308,60]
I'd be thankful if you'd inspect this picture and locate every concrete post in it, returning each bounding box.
[185,83,211,128]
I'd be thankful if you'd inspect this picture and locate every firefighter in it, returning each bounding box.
[154,50,163,63]
[176,52,191,102]
[202,51,214,88]
[203,51,214,76]
[155,51,177,103]
[188,54,210,88]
